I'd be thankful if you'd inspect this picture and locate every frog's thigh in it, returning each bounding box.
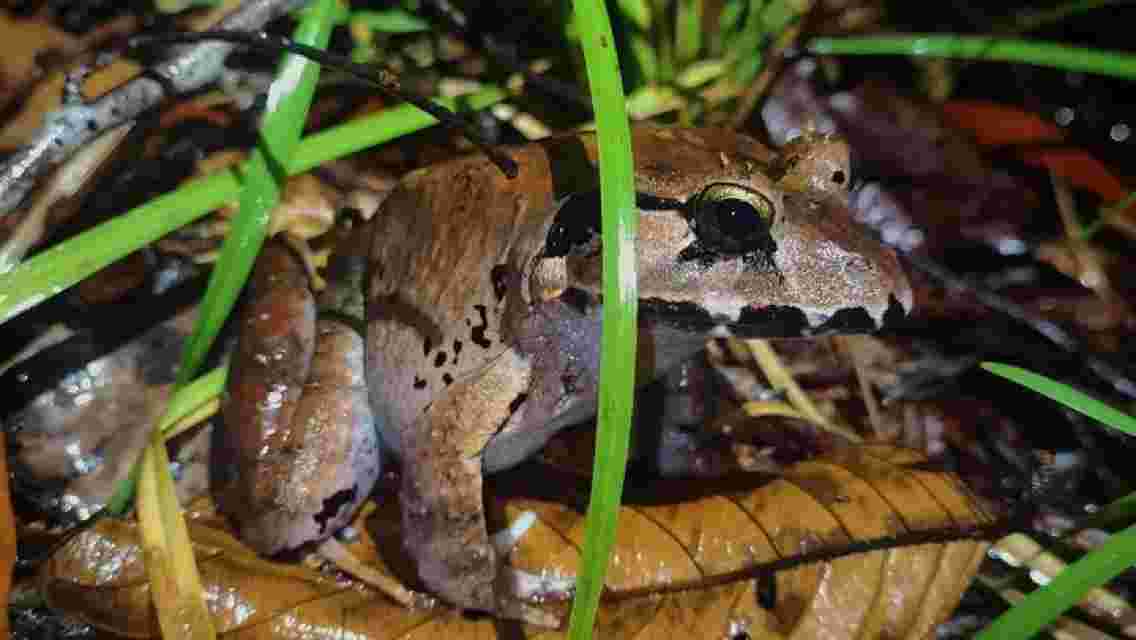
[400,348,532,612]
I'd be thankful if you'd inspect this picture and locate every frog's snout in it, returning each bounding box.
[769,193,914,335]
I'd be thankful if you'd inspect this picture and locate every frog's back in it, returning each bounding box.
[364,142,559,452]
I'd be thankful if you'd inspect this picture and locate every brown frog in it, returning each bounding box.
[214,126,912,620]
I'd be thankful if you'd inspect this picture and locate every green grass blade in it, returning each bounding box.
[614,0,652,30]
[675,0,703,65]
[728,0,769,84]
[981,362,1136,436]
[350,8,430,33]
[176,0,339,384]
[808,35,1136,80]
[567,0,636,637]
[1085,492,1136,530]
[976,522,1136,640]
[287,88,506,174]
[106,0,339,517]
[0,169,239,325]
[0,95,505,324]
[104,363,229,514]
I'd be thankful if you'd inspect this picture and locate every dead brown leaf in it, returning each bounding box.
[0,430,16,638]
[42,446,992,639]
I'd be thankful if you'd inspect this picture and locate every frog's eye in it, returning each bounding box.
[688,184,776,256]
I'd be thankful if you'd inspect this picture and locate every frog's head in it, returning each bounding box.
[529,127,912,338]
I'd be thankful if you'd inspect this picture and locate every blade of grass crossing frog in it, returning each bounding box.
[981,362,1136,436]
[177,0,341,383]
[118,0,336,513]
[134,5,340,639]
[567,0,636,638]
[977,522,1136,640]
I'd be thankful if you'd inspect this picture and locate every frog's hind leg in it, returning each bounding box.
[399,348,533,615]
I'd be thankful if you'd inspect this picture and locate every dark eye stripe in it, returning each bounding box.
[544,190,687,257]
[635,193,685,211]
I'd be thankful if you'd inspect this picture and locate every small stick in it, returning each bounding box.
[129,30,519,178]
[0,0,307,216]
[316,537,432,609]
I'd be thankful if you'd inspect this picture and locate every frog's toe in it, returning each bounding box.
[491,510,537,555]
[499,566,575,603]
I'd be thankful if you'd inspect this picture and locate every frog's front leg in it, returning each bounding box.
[400,348,532,614]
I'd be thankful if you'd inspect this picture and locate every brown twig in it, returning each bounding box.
[129,29,519,178]
[0,0,307,216]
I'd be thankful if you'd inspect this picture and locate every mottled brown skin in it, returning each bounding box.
[216,245,380,554]
[364,126,911,613]
[222,126,913,616]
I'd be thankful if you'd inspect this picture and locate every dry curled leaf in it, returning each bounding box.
[42,446,992,639]
[508,445,995,639]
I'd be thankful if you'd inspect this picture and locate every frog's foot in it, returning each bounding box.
[490,511,577,613]
[400,349,553,623]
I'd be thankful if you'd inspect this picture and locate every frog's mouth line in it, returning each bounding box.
[558,286,905,337]
[637,295,908,337]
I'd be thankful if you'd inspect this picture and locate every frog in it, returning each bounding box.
[213,125,913,621]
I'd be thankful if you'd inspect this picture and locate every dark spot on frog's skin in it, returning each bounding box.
[434,352,447,368]
[470,305,491,349]
[832,170,846,185]
[313,486,357,534]
[413,376,427,389]
[442,373,454,386]
[423,337,433,357]
[491,265,510,301]
[453,340,462,355]
[86,119,98,132]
